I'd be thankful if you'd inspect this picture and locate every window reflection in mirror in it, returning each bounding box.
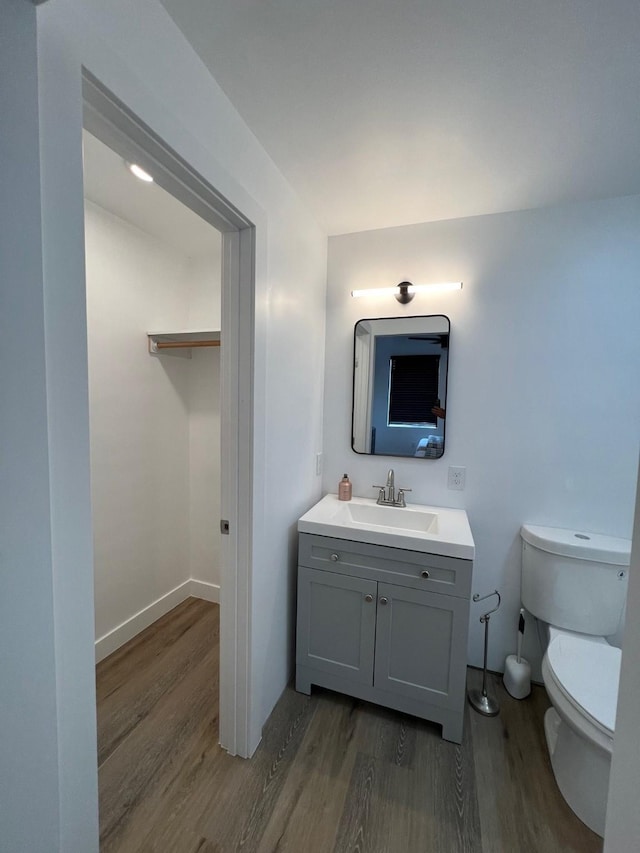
[352,315,450,459]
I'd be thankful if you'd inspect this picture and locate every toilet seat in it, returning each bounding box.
[545,632,620,737]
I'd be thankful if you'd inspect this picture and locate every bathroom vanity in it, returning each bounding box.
[295,494,475,743]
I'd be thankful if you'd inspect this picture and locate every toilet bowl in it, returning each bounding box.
[541,627,620,836]
[520,524,630,837]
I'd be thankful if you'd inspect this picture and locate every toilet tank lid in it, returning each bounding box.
[520,524,631,566]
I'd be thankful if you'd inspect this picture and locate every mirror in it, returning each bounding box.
[352,315,450,459]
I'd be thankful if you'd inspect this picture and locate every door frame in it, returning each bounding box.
[83,72,254,756]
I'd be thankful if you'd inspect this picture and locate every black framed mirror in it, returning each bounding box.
[352,315,450,459]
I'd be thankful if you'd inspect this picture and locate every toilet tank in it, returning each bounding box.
[521,524,630,636]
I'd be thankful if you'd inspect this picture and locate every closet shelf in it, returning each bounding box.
[148,330,221,356]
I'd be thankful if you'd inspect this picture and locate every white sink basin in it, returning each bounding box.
[337,501,438,534]
[298,494,474,559]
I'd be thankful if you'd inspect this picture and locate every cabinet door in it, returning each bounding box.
[296,566,377,685]
[374,583,469,709]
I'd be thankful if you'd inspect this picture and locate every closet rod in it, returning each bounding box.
[155,339,221,350]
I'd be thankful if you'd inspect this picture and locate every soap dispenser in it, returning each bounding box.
[338,474,352,501]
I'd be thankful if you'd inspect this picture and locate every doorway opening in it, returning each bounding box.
[84,126,223,655]
[82,71,255,762]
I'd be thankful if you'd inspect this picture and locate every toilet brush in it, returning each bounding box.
[503,608,531,699]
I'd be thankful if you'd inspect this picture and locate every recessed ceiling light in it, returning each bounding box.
[126,162,154,183]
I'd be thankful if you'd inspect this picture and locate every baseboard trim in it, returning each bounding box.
[95,579,220,663]
[189,579,220,603]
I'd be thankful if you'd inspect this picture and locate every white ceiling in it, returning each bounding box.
[82,130,220,258]
[159,0,640,235]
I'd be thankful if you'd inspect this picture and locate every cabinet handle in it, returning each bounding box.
[330,553,340,562]
[364,594,373,603]
[379,596,388,605]
[421,570,430,579]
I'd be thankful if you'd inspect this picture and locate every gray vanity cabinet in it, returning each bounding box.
[296,533,472,743]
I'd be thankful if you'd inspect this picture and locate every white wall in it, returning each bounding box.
[2,0,326,847]
[187,253,221,330]
[187,254,222,590]
[323,195,640,672]
[188,347,221,586]
[252,207,327,733]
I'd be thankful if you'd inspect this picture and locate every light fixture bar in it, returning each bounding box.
[350,281,463,299]
[351,286,401,298]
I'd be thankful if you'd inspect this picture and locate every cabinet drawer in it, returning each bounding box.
[298,533,472,599]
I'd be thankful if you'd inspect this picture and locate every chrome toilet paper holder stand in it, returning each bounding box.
[468,589,502,717]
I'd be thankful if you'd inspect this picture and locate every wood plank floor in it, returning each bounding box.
[97,598,603,853]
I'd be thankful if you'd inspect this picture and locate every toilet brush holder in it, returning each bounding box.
[503,607,531,699]
[503,654,531,699]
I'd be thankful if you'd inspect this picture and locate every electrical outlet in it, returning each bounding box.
[448,466,466,490]
[315,452,323,476]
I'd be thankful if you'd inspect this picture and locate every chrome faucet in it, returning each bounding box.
[373,469,412,507]
[386,468,395,504]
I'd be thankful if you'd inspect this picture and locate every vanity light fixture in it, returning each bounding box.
[126,162,154,183]
[350,281,463,304]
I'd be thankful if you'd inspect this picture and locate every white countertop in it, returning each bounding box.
[298,493,475,560]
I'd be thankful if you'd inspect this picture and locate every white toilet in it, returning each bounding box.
[520,524,630,837]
